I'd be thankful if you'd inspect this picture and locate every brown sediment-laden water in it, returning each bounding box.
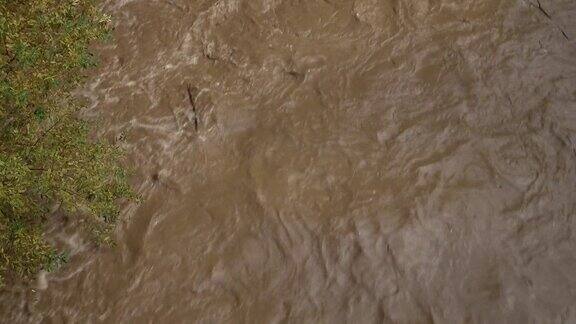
[2,0,576,322]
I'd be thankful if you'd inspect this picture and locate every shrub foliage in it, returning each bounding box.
[0,0,132,285]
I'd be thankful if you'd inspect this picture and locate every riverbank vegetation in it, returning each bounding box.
[0,0,132,286]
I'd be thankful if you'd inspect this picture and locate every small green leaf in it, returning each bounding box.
[34,107,46,120]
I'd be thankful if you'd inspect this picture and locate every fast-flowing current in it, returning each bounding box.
[2,0,576,322]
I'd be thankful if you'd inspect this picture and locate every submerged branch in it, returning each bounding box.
[186,84,199,132]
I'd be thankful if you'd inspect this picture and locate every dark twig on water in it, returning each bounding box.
[525,0,570,41]
[536,0,551,19]
[560,29,569,40]
[186,84,199,132]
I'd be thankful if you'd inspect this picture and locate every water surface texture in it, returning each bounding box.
[3,0,576,322]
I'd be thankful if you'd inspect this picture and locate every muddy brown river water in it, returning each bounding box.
[3,0,576,322]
